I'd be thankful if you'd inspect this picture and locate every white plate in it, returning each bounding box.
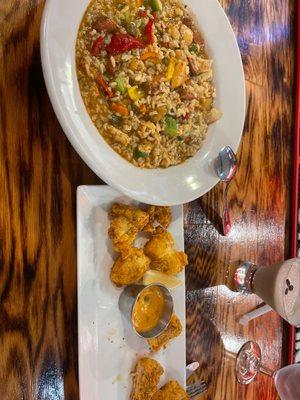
[77,185,186,400]
[41,0,245,205]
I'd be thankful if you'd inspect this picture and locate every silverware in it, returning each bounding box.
[186,380,207,398]
[214,146,238,236]
[186,361,200,380]
[118,283,173,339]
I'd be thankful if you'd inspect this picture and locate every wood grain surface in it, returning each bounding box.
[185,1,296,399]
[0,0,296,399]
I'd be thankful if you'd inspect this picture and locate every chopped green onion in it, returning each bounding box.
[134,147,149,159]
[164,116,178,137]
[115,76,126,94]
[124,10,131,23]
[111,115,121,125]
[189,43,199,54]
[128,22,138,37]
[139,20,146,30]
[149,0,162,12]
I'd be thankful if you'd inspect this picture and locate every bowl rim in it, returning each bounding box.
[40,0,246,205]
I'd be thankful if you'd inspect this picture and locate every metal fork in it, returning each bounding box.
[186,380,207,398]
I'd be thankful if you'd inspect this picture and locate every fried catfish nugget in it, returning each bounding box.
[108,215,138,252]
[130,357,164,400]
[152,380,190,400]
[108,204,149,252]
[144,206,172,234]
[144,231,188,275]
[110,203,149,228]
[110,248,150,286]
[148,314,182,352]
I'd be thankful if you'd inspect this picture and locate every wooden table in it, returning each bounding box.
[0,0,295,399]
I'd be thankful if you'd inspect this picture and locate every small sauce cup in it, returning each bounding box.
[118,283,174,339]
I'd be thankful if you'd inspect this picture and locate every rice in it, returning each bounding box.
[76,0,221,169]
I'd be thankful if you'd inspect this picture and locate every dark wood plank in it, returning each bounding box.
[185,1,295,399]
[0,0,295,399]
[0,1,101,398]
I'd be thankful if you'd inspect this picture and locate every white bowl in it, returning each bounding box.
[41,0,245,205]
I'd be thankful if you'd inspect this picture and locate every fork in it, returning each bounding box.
[186,380,207,398]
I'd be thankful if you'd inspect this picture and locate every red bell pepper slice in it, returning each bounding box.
[106,33,144,55]
[145,13,157,44]
[91,36,104,56]
[145,19,154,44]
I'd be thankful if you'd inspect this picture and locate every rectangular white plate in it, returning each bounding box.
[77,185,186,400]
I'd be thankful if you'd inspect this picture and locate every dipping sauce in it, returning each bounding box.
[132,286,165,333]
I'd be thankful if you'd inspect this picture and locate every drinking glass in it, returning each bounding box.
[233,341,300,400]
[273,363,300,399]
[235,341,262,384]
[227,258,300,326]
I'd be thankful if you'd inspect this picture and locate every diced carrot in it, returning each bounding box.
[139,104,147,113]
[153,74,162,84]
[140,51,159,61]
[111,102,129,116]
[129,58,139,71]
[136,0,143,7]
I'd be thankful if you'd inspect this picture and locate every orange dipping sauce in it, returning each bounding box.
[132,286,164,333]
